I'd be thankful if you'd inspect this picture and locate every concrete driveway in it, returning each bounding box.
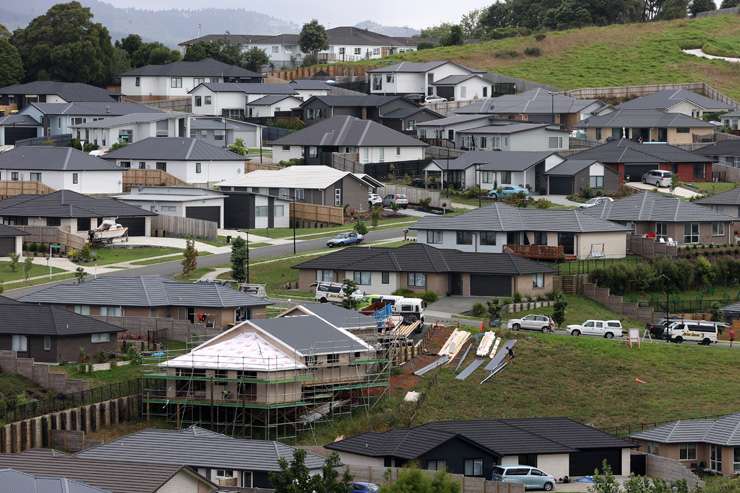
[427,296,485,316]
[626,182,701,199]
[537,194,582,207]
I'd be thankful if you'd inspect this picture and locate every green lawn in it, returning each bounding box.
[246,216,416,239]
[0,373,52,404]
[505,294,645,328]
[2,272,77,291]
[687,182,737,195]
[78,247,182,266]
[218,254,320,299]
[0,261,64,282]
[174,266,216,282]
[63,361,145,384]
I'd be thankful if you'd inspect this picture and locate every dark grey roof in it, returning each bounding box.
[367,61,480,74]
[428,151,555,172]
[695,187,740,206]
[29,102,161,116]
[577,108,714,129]
[77,426,325,472]
[693,139,740,157]
[618,89,735,111]
[545,159,599,176]
[724,110,740,118]
[294,243,556,275]
[283,303,377,329]
[0,303,124,336]
[721,301,740,314]
[581,192,735,223]
[191,82,297,95]
[0,469,109,493]
[71,112,187,129]
[303,95,403,108]
[0,113,42,126]
[289,79,334,90]
[431,74,482,86]
[415,113,492,127]
[571,139,710,164]
[456,89,602,115]
[381,106,442,120]
[411,203,629,233]
[0,190,154,219]
[19,277,271,309]
[102,137,245,161]
[0,146,121,172]
[181,27,415,48]
[631,413,740,446]
[123,58,260,78]
[190,117,260,131]
[0,81,115,102]
[273,116,425,147]
[247,94,301,106]
[250,315,369,355]
[457,123,560,135]
[0,223,28,237]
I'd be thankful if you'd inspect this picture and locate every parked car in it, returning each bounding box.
[488,185,529,200]
[642,169,673,187]
[645,317,682,339]
[424,95,447,104]
[507,314,554,332]
[567,319,623,338]
[392,297,426,323]
[665,320,718,345]
[352,483,379,493]
[383,193,409,209]
[491,465,556,491]
[368,193,383,207]
[577,196,614,209]
[327,232,363,247]
[314,281,365,304]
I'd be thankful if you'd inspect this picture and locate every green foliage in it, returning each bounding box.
[184,39,242,66]
[380,467,460,493]
[22,256,33,281]
[420,23,456,41]
[0,38,23,86]
[513,292,523,303]
[471,302,487,317]
[110,141,127,151]
[420,291,439,303]
[70,243,94,264]
[299,20,329,56]
[270,449,351,493]
[115,33,182,68]
[353,220,368,235]
[552,293,568,326]
[720,0,737,7]
[228,138,248,156]
[441,25,465,46]
[370,207,381,227]
[181,239,198,276]
[230,236,248,283]
[74,266,87,284]
[70,138,99,153]
[243,47,270,71]
[487,299,503,321]
[524,46,542,56]
[589,461,620,493]
[341,279,359,309]
[690,0,717,15]
[7,253,19,272]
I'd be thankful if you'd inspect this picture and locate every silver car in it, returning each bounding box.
[507,314,554,332]
[642,169,673,187]
[491,466,556,491]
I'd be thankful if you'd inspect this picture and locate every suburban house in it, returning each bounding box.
[190,83,299,119]
[0,146,124,194]
[0,113,44,145]
[581,191,736,245]
[179,27,417,68]
[0,190,156,237]
[411,203,630,260]
[432,74,496,101]
[570,139,713,183]
[0,80,116,112]
[618,89,735,118]
[545,159,619,195]
[415,113,498,142]
[367,61,484,97]
[218,165,372,217]
[0,468,109,493]
[77,426,325,488]
[326,417,634,479]
[456,88,606,128]
[70,112,190,148]
[0,296,123,363]
[293,242,557,297]
[19,276,271,328]
[190,116,262,148]
[695,188,740,234]
[120,58,263,99]
[456,122,570,152]
[246,94,304,118]
[630,413,740,477]
[0,224,26,256]
[101,137,247,186]
[216,189,290,229]
[693,139,740,168]
[721,109,740,130]
[114,186,226,228]
[278,303,378,333]
[271,115,426,165]
[576,108,716,145]
[0,449,216,493]
[422,151,563,192]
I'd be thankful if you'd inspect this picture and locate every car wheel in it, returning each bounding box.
[571,329,581,336]
[512,323,521,331]
[490,193,497,200]
[702,338,711,345]
[319,297,328,303]
[544,482,554,492]
[605,332,614,339]
[542,326,549,333]
[674,336,683,344]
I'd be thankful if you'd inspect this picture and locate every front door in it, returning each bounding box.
[449,273,463,295]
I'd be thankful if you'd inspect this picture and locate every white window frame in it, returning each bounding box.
[170,77,183,88]
[334,188,342,206]
[426,230,443,244]
[316,270,334,282]
[710,445,722,472]
[195,162,202,174]
[464,458,483,477]
[43,336,52,351]
[712,222,725,237]
[353,271,372,285]
[74,305,91,315]
[11,335,28,352]
[407,272,426,288]
[684,223,699,244]
[100,306,122,317]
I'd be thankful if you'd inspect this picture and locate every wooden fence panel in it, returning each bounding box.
[16,226,86,251]
[150,215,218,240]
[565,82,738,108]
[379,184,442,208]
[628,235,678,259]
[290,202,344,225]
[122,169,189,190]
[0,181,55,199]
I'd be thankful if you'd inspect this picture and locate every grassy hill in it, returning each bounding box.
[336,15,740,100]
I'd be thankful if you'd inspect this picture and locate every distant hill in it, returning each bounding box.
[353,20,419,38]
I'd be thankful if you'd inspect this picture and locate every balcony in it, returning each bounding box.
[504,244,575,261]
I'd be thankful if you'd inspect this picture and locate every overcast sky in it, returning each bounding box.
[104,0,492,29]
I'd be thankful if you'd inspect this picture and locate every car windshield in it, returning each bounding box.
[492,467,505,476]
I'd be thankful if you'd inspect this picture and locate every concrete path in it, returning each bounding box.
[626,182,701,199]
[682,48,740,63]
[451,202,477,210]
[126,236,230,254]
[537,194,582,207]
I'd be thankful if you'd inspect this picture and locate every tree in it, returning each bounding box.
[23,256,34,281]
[689,0,716,15]
[460,9,484,38]
[228,138,248,156]
[131,42,180,68]
[181,239,198,276]
[381,467,460,493]
[74,266,87,284]
[552,293,568,327]
[720,0,738,7]
[243,47,269,72]
[299,20,328,61]
[589,462,620,493]
[110,47,131,78]
[441,25,465,46]
[11,2,115,85]
[0,24,10,39]
[230,236,248,283]
[270,449,351,493]
[115,34,144,58]
[7,253,19,272]
[341,279,359,309]
[370,207,381,227]
[0,38,24,87]
[486,299,503,324]
[420,22,455,41]
[354,220,368,235]
[184,39,243,67]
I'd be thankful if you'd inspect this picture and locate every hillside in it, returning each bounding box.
[338,15,740,100]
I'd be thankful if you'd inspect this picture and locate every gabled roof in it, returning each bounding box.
[70,112,188,129]
[0,81,115,102]
[190,116,261,131]
[631,413,740,446]
[576,108,714,128]
[0,190,154,219]
[19,276,271,309]
[411,203,629,233]
[280,303,377,329]
[545,159,599,176]
[294,243,556,275]
[0,468,109,493]
[367,60,482,74]
[272,116,426,147]
[302,95,404,108]
[618,89,735,112]
[0,223,28,237]
[581,192,735,223]
[77,427,326,471]
[190,82,297,95]
[457,122,563,135]
[27,102,160,116]
[122,58,260,78]
[455,89,602,115]
[0,302,124,336]
[102,137,245,161]
[380,106,443,120]
[0,146,121,172]
[431,74,486,86]
[219,165,369,190]
[247,94,301,106]
[415,113,493,127]
[0,114,42,126]
[695,187,740,206]
[289,79,334,90]
[692,139,740,157]
[180,27,416,48]
[570,139,710,164]
[427,150,556,172]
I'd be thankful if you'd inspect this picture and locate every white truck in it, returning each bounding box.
[314,282,365,304]
[566,320,623,338]
[665,320,718,345]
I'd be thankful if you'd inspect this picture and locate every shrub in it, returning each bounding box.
[354,220,368,235]
[512,292,522,303]
[494,49,519,59]
[471,302,486,317]
[535,33,546,41]
[419,291,438,303]
[392,288,414,297]
[524,47,542,57]
[28,242,38,253]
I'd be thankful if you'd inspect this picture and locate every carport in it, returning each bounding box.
[0,225,27,256]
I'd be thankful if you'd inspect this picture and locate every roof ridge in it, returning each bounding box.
[356,119,372,146]
[184,138,198,160]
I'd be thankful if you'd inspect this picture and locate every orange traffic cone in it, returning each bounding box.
[480,321,485,332]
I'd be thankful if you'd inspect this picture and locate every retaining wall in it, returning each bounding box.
[645,454,704,491]
[0,351,90,393]
[582,282,655,324]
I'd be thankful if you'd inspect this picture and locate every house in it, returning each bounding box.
[101,137,246,186]
[114,186,226,228]
[0,468,109,493]
[411,203,630,260]
[326,417,634,479]
[415,113,498,142]
[0,449,216,493]
[545,159,620,195]
[271,116,426,165]
[0,296,124,363]
[190,116,262,148]
[630,413,740,477]
[179,27,417,68]
[77,426,325,488]
[618,89,735,118]
[0,80,116,113]
[70,112,190,148]
[279,303,378,333]
[293,242,557,297]
[0,146,124,194]
[455,89,606,128]
[432,74,495,101]
[121,58,263,99]
[570,139,713,183]
[0,113,44,145]
[422,151,562,192]
[693,139,740,168]
[217,189,290,229]
[0,224,27,256]
[456,122,570,152]
[581,191,736,245]
[0,190,155,237]
[246,94,304,118]
[367,61,483,97]
[695,187,740,233]
[18,276,271,328]
[721,110,740,130]
[218,165,372,218]
[576,108,716,145]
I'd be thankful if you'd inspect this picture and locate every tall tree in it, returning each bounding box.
[0,38,24,86]
[441,25,465,45]
[720,0,738,7]
[299,20,328,64]
[689,0,716,15]
[11,2,114,85]
[184,39,243,66]
[460,9,484,38]
[230,236,248,283]
[270,450,351,493]
[115,34,144,58]
[181,239,198,276]
[243,47,269,71]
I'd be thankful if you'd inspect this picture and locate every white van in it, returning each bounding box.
[666,320,718,345]
[642,169,673,187]
[315,282,365,304]
[392,298,426,323]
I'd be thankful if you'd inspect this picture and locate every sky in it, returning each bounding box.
[103,0,493,29]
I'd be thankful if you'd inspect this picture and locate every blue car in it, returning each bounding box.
[488,185,529,200]
[326,232,364,247]
[352,483,380,493]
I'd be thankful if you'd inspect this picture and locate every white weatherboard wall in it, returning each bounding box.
[247,97,303,117]
[191,86,246,116]
[157,471,208,493]
[417,230,507,254]
[272,146,304,163]
[370,63,473,95]
[122,76,225,98]
[453,78,490,100]
[621,448,631,476]
[0,169,122,194]
[253,194,290,228]
[108,158,244,185]
[537,454,569,479]
[359,146,425,164]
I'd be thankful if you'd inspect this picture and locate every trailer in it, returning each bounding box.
[88,219,129,246]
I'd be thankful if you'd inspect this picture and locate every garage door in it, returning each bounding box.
[570,449,623,476]
[624,164,656,182]
[548,176,573,195]
[470,274,512,296]
[185,206,221,227]
[117,217,146,236]
[0,237,15,256]
[4,127,38,145]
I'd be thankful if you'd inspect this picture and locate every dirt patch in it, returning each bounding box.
[389,325,456,392]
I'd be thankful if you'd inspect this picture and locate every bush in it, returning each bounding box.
[494,49,519,59]
[512,292,522,303]
[27,242,38,253]
[535,33,546,41]
[419,291,438,303]
[524,47,542,57]
[354,220,368,235]
[471,302,486,317]
[392,288,414,297]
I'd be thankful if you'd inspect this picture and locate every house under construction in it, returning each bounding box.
[142,308,397,440]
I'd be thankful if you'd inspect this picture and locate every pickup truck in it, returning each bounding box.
[567,320,623,338]
[326,232,363,247]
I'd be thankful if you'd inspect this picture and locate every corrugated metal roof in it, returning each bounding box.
[581,191,735,223]
[457,123,559,135]
[249,316,372,356]
[247,94,301,106]
[571,139,710,164]
[695,187,740,206]
[273,116,426,147]
[426,150,556,172]
[455,89,602,115]
[0,190,154,218]
[305,95,402,107]
[431,74,480,86]
[71,112,188,129]
[0,468,109,493]
[367,61,454,73]
[415,114,492,128]
[102,137,245,161]
[618,89,735,111]
[0,81,115,102]
[219,165,369,190]
[123,58,260,78]
[0,146,121,171]
[29,102,161,116]
[191,82,297,95]
[190,117,260,130]
[631,413,740,446]
[577,108,714,129]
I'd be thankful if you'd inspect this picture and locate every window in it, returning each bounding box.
[406,119,416,131]
[204,96,211,105]
[372,75,382,91]
[464,459,483,477]
[339,47,345,55]
[734,447,740,473]
[195,162,202,174]
[378,147,385,162]
[74,305,90,315]
[195,96,202,107]
[91,333,111,343]
[193,78,205,85]
[381,272,390,284]
[282,145,291,151]
[427,460,446,471]
[712,222,726,236]
[135,76,140,87]
[295,188,305,200]
[11,172,19,181]
[170,77,182,88]
[316,270,334,282]
[138,162,146,169]
[354,47,361,55]
[274,205,285,217]
[72,173,79,185]
[533,273,545,289]
[549,136,563,149]
[11,335,28,352]
[100,306,122,317]
[43,336,52,351]
[479,136,487,149]
[426,230,443,244]
[480,231,497,246]
[272,45,280,53]
[407,272,426,288]
[676,127,690,133]
[590,176,604,188]
[386,74,395,83]
[396,147,401,156]
[456,231,473,245]
[372,47,380,56]
[214,133,224,141]
[46,217,61,226]
[595,128,602,140]
[710,445,722,472]
[679,444,697,461]
[656,223,667,240]
[483,87,488,98]
[327,354,340,365]
[156,162,167,171]
[309,146,318,158]
[500,171,512,184]
[255,206,269,217]
[353,271,372,285]
[334,188,342,206]
[30,172,41,182]
[216,469,233,479]
[684,223,699,244]
[480,171,494,184]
